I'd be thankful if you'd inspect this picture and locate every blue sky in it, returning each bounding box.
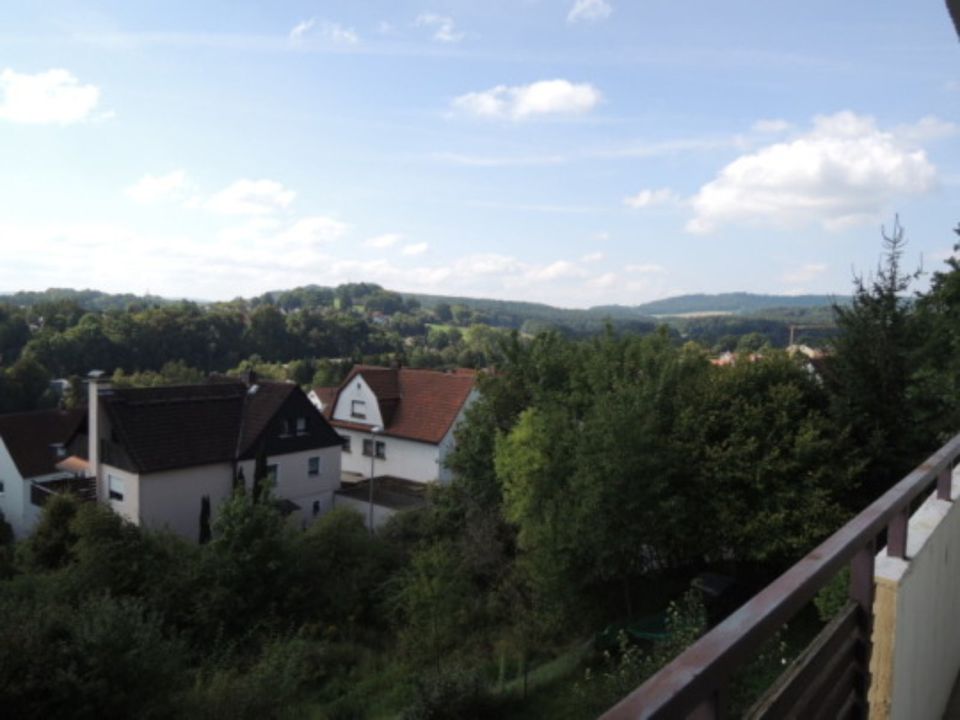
[0,1,957,307]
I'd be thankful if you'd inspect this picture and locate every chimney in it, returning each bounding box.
[87,370,109,502]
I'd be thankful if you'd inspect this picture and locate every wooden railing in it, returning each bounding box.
[600,432,960,719]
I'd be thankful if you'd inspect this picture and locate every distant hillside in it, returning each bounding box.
[592,293,851,317]
[0,288,178,311]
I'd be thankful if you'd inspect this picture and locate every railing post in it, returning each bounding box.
[849,540,875,614]
[689,689,723,720]
[886,508,909,559]
[938,466,953,501]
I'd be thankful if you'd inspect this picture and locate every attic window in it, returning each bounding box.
[296,417,307,435]
[279,419,292,437]
[351,400,366,419]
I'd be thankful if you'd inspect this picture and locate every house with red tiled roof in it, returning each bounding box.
[312,365,478,527]
[0,408,90,538]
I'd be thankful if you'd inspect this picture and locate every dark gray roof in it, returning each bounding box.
[101,379,342,474]
[0,408,85,478]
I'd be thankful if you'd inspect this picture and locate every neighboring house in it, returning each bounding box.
[311,365,478,528]
[71,371,343,541]
[0,408,91,538]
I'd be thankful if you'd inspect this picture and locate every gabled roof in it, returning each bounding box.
[0,408,85,479]
[319,365,477,444]
[101,379,342,474]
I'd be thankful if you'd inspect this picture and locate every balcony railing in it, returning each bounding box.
[600,432,960,719]
[30,476,97,507]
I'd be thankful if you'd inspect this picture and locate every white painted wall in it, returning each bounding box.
[0,439,26,537]
[338,429,442,483]
[331,375,384,428]
[236,445,341,527]
[872,471,960,720]
[135,462,232,540]
[102,463,142,527]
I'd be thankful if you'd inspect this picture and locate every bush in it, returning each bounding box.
[401,668,500,720]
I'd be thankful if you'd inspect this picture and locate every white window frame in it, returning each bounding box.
[108,474,125,502]
[351,400,366,419]
[362,439,386,459]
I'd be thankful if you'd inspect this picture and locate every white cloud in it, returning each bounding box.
[289,19,315,40]
[581,252,605,262]
[205,179,296,216]
[893,115,957,144]
[625,263,667,274]
[687,112,939,234]
[568,0,613,23]
[587,272,618,289]
[365,233,403,248]
[0,68,100,125]
[624,188,678,209]
[125,171,188,205]
[782,263,828,285]
[527,260,587,282]
[752,118,792,134]
[415,14,464,43]
[452,79,602,121]
[433,152,566,167]
[401,242,429,256]
[273,216,348,245]
[289,18,359,45]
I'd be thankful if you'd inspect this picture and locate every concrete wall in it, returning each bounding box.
[331,375,384,428]
[870,471,960,720]
[338,429,442,483]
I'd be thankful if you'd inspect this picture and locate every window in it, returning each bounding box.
[279,419,292,437]
[362,439,386,459]
[308,456,320,476]
[296,417,308,435]
[351,400,366,419]
[0,479,4,494]
[108,475,124,502]
[266,464,279,485]
[340,435,351,453]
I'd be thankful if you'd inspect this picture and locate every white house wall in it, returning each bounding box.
[331,375,384,428]
[102,464,141,527]
[0,439,26,537]
[236,445,341,527]
[135,462,234,541]
[338,429,442,483]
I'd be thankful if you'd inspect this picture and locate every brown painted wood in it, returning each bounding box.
[745,601,860,718]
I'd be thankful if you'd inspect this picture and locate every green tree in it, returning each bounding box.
[826,218,929,498]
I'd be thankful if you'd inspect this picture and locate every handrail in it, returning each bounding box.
[601,431,960,719]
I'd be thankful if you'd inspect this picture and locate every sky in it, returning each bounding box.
[0,1,958,308]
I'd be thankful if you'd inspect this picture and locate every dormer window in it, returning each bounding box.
[351,400,366,419]
[296,417,307,435]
